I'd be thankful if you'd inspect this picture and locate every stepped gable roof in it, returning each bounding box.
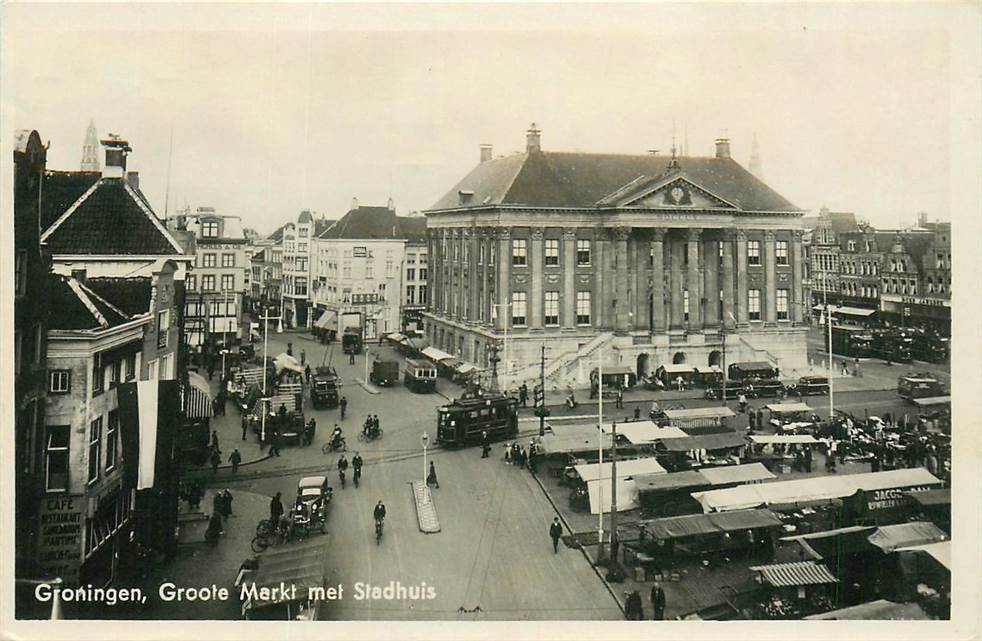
[41,177,184,256]
[40,171,101,232]
[429,151,799,212]
[318,207,418,241]
[47,274,133,331]
[85,277,153,316]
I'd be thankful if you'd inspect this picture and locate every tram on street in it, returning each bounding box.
[830,325,874,358]
[436,391,518,446]
[404,358,438,393]
[897,373,945,401]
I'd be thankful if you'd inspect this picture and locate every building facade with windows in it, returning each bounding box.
[808,207,858,308]
[424,126,809,389]
[878,222,950,334]
[401,233,429,334]
[310,202,421,340]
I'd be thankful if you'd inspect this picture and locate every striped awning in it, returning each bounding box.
[183,372,214,418]
[750,561,838,587]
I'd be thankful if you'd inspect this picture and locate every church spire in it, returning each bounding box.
[749,132,763,179]
[81,119,100,171]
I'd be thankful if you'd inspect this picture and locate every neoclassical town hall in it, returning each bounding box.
[423,126,808,388]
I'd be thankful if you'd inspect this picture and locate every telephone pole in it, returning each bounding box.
[609,421,619,566]
[534,345,550,436]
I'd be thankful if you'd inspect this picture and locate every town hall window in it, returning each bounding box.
[775,240,789,265]
[545,239,559,266]
[544,291,559,326]
[576,239,591,266]
[576,291,591,325]
[747,240,761,265]
[511,292,527,326]
[776,289,789,320]
[748,289,761,320]
[49,370,71,394]
[512,239,527,266]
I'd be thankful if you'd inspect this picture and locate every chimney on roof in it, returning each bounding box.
[480,144,493,163]
[387,197,395,211]
[351,196,359,211]
[126,171,140,191]
[526,123,541,153]
[100,133,131,178]
[714,138,731,159]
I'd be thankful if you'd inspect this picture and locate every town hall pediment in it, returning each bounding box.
[627,176,738,210]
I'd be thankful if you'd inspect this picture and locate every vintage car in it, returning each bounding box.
[787,376,830,397]
[295,476,332,533]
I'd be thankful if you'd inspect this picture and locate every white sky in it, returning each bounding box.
[2,2,964,234]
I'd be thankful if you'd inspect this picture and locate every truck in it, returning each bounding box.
[340,311,364,355]
[311,366,340,409]
[369,358,399,386]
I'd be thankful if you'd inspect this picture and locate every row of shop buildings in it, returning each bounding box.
[14,128,193,606]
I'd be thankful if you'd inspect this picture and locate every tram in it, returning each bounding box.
[436,391,518,447]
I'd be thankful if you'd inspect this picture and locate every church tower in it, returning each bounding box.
[749,132,763,179]
[80,120,100,171]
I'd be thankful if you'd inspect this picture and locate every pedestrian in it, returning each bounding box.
[504,443,512,464]
[212,491,223,518]
[633,406,641,421]
[650,582,666,620]
[625,590,644,620]
[339,396,347,419]
[616,386,624,409]
[301,349,306,365]
[512,442,521,465]
[211,430,220,453]
[221,489,234,518]
[241,415,249,441]
[528,444,538,474]
[804,446,813,473]
[304,364,311,384]
[373,415,380,433]
[519,447,528,469]
[427,461,440,488]
[269,431,281,457]
[519,383,529,407]
[270,492,284,523]
[481,431,490,459]
[210,448,221,474]
[549,517,563,553]
[349,351,355,365]
[229,448,242,474]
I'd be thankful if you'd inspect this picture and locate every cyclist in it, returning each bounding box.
[352,452,363,487]
[337,454,349,488]
[373,500,386,538]
[330,424,344,450]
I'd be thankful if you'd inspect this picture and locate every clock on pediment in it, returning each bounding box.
[664,181,693,206]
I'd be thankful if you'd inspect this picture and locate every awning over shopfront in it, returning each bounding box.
[749,561,838,588]
[811,304,877,317]
[421,346,454,362]
[692,468,943,513]
[644,508,782,540]
[657,432,747,452]
[183,371,214,418]
[314,310,338,331]
[867,521,948,553]
[618,421,688,444]
[456,362,482,375]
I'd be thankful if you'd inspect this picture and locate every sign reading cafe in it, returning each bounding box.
[36,495,84,584]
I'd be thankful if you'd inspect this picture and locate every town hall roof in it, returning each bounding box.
[429,150,799,213]
[40,175,184,256]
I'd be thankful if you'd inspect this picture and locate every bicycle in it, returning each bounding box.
[256,519,276,538]
[251,520,308,553]
[353,467,361,488]
[375,517,384,544]
[322,437,346,455]
[358,428,384,443]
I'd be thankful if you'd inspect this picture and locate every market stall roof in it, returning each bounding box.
[573,457,667,483]
[867,521,948,553]
[596,365,635,376]
[183,371,215,418]
[644,508,782,540]
[805,600,931,621]
[635,470,708,493]
[241,538,329,614]
[904,488,951,507]
[764,402,813,413]
[658,432,747,452]
[273,353,304,375]
[456,362,483,375]
[537,433,614,456]
[586,478,640,514]
[314,309,338,330]
[663,407,736,420]
[421,346,454,362]
[899,541,951,571]
[699,463,776,485]
[692,468,943,513]
[911,396,951,407]
[659,364,697,373]
[385,332,407,342]
[749,434,820,445]
[749,561,838,587]
[617,421,688,444]
[730,361,776,371]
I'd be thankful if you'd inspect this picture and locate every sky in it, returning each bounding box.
[2,2,965,235]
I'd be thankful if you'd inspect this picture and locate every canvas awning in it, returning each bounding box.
[663,407,737,421]
[183,371,214,418]
[836,306,877,317]
[750,561,838,587]
[657,432,747,452]
[659,364,697,374]
[699,462,775,485]
[574,457,667,483]
[421,346,454,362]
[273,353,304,375]
[237,367,267,386]
[537,430,614,455]
[867,521,948,553]
[899,541,951,571]
[314,309,338,330]
[905,488,950,507]
[912,396,951,407]
[644,509,782,540]
[750,434,820,445]
[385,332,407,342]
[586,478,640,514]
[240,538,329,614]
[765,402,813,414]
[456,362,482,375]
[693,468,943,513]
[634,470,708,493]
[617,421,688,444]
[805,600,931,620]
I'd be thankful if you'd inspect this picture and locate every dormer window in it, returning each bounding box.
[201,220,219,238]
[458,190,474,205]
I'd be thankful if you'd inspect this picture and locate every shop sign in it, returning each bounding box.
[865,485,934,511]
[37,495,84,583]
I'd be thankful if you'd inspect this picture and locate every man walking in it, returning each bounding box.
[650,582,666,620]
[519,383,528,408]
[615,386,624,409]
[241,415,249,441]
[481,430,490,458]
[228,448,242,474]
[300,349,306,365]
[270,492,284,524]
[349,351,355,365]
[549,517,563,553]
[427,461,440,488]
[269,430,281,457]
[304,364,311,384]
[210,448,221,474]
[339,396,348,420]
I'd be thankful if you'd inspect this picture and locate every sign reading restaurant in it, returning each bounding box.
[37,495,84,584]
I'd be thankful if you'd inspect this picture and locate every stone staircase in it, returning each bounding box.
[734,334,779,367]
[503,332,616,391]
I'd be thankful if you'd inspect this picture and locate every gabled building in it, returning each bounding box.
[400,216,429,334]
[809,207,858,307]
[878,222,950,335]
[424,125,809,388]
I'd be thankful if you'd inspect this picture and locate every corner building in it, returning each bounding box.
[423,127,809,388]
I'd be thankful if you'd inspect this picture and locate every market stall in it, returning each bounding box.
[634,509,783,567]
[765,402,816,433]
[749,561,838,619]
[236,538,330,620]
[655,431,748,471]
[617,421,688,446]
[635,463,775,518]
[660,407,737,431]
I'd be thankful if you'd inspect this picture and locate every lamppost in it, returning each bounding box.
[491,302,512,386]
[721,311,737,407]
[259,305,283,442]
[421,431,430,502]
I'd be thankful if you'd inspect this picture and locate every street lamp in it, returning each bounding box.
[491,302,512,385]
[421,431,430,502]
[259,306,283,442]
